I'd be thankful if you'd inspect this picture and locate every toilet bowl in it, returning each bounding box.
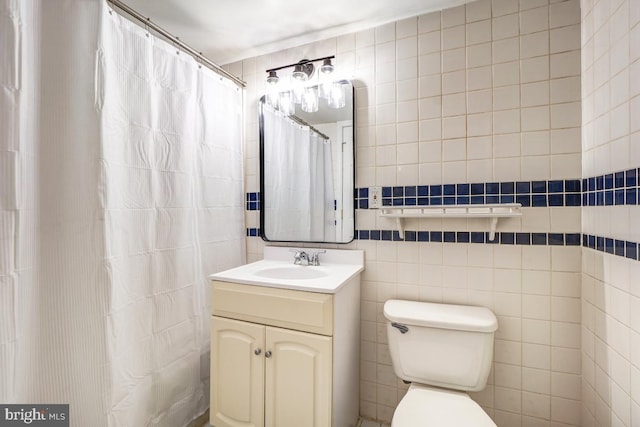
[392,384,495,427]
[384,299,498,427]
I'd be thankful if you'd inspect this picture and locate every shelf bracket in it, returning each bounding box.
[396,217,405,239]
[488,217,499,241]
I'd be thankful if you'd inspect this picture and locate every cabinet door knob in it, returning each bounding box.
[265,351,272,358]
[254,348,262,356]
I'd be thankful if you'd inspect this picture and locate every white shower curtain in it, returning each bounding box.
[263,105,336,241]
[308,132,337,242]
[0,1,245,426]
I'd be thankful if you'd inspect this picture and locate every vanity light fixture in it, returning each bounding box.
[266,57,330,83]
[265,55,344,113]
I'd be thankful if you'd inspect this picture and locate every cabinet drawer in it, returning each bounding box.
[211,280,333,335]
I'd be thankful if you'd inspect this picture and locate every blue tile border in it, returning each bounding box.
[354,179,582,209]
[352,230,581,246]
[582,167,640,206]
[246,192,261,211]
[246,228,640,261]
[582,233,639,260]
[252,178,588,212]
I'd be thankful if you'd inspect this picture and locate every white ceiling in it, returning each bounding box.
[121,0,472,65]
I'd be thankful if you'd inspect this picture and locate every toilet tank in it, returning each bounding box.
[384,300,498,392]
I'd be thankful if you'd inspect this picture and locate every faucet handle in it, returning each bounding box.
[289,249,308,265]
[310,250,326,266]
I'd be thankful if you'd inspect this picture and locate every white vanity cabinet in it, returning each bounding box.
[209,276,360,427]
[211,316,332,427]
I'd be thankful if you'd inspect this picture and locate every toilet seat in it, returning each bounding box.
[392,384,496,427]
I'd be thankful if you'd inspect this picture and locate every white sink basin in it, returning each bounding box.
[209,247,364,293]
[254,266,329,280]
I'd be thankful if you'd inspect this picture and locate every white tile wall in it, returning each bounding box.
[229,0,586,426]
[580,0,640,426]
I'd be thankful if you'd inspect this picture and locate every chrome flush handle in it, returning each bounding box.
[391,322,409,334]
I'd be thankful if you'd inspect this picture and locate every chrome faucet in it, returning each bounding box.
[291,249,310,266]
[290,249,326,266]
[309,250,325,266]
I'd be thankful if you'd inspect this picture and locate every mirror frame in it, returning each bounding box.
[258,80,356,244]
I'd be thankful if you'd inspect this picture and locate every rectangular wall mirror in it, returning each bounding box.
[259,80,355,243]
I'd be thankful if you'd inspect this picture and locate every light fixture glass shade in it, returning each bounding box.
[278,90,295,115]
[292,78,304,104]
[319,73,331,99]
[327,82,346,108]
[320,58,334,74]
[266,70,279,85]
[301,86,319,113]
[292,61,315,82]
[266,90,279,108]
[266,76,279,107]
[292,64,308,81]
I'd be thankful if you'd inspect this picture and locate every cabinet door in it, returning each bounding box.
[264,326,332,427]
[211,316,265,427]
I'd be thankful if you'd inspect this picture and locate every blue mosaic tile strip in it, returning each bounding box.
[246,229,636,256]
[245,228,639,261]
[582,167,640,206]
[246,192,261,211]
[354,179,582,209]
[353,230,581,245]
[582,234,639,261]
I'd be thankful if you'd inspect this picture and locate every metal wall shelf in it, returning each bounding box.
[379,203,522,241]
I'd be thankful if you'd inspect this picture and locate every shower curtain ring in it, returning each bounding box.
[175,37,180,55]
[197,53,203,69]
[145,18,150,37]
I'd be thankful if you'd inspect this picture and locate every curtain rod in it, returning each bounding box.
[289,115,330,141]
[106,0,246,88]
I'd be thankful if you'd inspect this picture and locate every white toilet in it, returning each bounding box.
[383,299,499,427]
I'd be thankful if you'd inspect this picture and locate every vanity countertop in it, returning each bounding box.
[209,246,364,294]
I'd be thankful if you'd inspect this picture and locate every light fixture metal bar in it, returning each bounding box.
[265,55,335,74]
[106,0,246,88]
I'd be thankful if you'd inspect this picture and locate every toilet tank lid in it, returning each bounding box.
[384,300,498,333]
